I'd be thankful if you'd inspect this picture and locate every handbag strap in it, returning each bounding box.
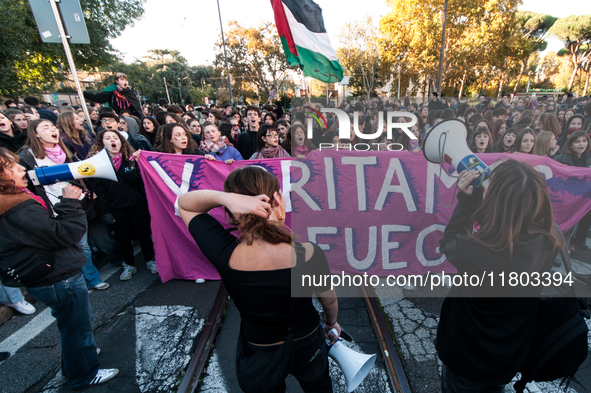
[288,242,306,334]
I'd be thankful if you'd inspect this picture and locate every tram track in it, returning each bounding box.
[178,284,411,393]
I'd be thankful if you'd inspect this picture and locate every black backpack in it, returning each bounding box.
[514,227,590,392]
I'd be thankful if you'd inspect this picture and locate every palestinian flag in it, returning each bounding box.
[271,0,344,83]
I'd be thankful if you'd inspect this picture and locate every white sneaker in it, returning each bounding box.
[8,300,36,315]
[93,282,110,290]
[195,278,205,284]
[119,264,137,281]
[87,368,119,386]
[146,260,158,274]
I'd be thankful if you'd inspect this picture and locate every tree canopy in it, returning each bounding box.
[1,0,145,98]
[213,21,294,103]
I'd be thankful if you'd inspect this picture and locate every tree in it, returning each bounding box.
[0,0,145,98]
[213,21,294,103]
[379,0,521,99]
[337,17,382,99]
[550,15,591,91]
[510,11,557,93]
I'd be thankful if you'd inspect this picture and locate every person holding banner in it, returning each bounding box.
[87,130,157,280]
[250,124,290,159]
[178,166,338,393]
[554,130,591,251]
[436,160,563,392]
[200,122,243,164]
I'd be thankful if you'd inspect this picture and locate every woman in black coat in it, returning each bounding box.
[87,129,157,281]
[437,159,562,392]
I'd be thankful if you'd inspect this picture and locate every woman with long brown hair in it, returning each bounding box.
[512,128,536,154]
[157,123,201,155]
[533,131,560,158]
[178,166,339,393]
[57,111,94,160]
[469,126,494,153]
[437,159,562,392]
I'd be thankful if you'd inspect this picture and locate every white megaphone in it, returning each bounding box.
[423,119,490,188]
[327,331,376,392]
[28,148,118,186]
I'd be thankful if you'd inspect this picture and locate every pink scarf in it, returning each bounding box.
[255,145,290,159]
[111,152,123,171]
[200,135,232,153]
[44,145,66,164]
[21,188,48,211]
[294,145,309,158]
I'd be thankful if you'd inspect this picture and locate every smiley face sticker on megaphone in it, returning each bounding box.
[27,148,118,186]
[423,119,491,188]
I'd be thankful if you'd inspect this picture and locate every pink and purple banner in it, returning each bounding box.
[138,151,591,283]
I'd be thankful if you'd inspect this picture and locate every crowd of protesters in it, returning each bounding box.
[1,71,591,389]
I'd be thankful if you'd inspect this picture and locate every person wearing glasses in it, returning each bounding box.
[250,124,290,160]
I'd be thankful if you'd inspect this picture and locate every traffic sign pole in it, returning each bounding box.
[48,0,93,129]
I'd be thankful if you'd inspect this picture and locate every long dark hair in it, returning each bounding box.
[57,111,91,145]
[563,130,591,156]
[512,127,536,154]
[158,123,197,154]
[87,129,135,166]
[469,159,562,260]
[223,166,291,246]
[218,122,236,146]
[469,126,494,153]
[139,117,160,145]
[22,119,73,161]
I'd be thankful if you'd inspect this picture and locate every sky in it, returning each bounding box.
[110,0,591,67]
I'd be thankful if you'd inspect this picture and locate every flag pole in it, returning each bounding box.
[217,0,234,106]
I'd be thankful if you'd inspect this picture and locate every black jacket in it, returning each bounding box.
[0,194,86,287]
[236,129,259,160]
[93,159,146,211]
[553,152,591,168]
[436,191,557,385]
[83,88,143,119]
[0,131,27,153]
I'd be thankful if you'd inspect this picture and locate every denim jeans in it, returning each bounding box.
[26,272,100,389]
[441,364,507,393]
[0,282,24,305]
[78,230,102,288]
